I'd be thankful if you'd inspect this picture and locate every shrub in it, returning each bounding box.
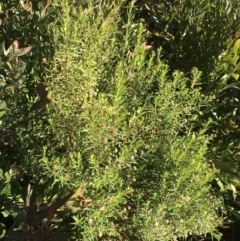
[41,1,223,240]
[126,0,240,219]
[0,0,56,237]
[0,0,56,169]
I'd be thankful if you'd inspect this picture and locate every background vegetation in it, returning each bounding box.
[0,0,240,240]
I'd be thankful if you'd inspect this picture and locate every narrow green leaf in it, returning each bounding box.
[1,183,11,195]
[215,178,225,191]
[233,39,240,57]
[0,100,7,117]
[4,172,11,182]
[0,229,6,239]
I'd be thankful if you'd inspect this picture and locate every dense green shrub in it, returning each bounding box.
[40,1,224,240]
[4,0,240,239]
[127,0,240,220]
[0,0,57,237]
[0,0,56,167]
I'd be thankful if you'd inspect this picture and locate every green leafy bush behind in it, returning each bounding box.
[0,1,57,237]
[39,1,223,240]
[126,0,240,219]
[0,0,56,171]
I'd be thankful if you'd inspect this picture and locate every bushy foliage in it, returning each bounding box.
[0,0,56,168]
[40,1,223,240]
[4,0,240,240]
[127,0,240,220]
[0,0,56,238]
